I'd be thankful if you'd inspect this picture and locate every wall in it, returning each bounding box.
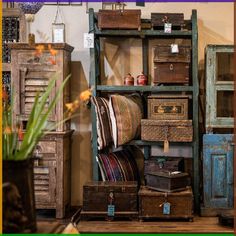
[31,2,234,205]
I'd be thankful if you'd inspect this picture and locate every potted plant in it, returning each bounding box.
[2,73,91,233]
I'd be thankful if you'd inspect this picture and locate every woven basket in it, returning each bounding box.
[141,119,192,142]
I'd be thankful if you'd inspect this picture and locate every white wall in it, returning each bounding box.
[31,2,234,205]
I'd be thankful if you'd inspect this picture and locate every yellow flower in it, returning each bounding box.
[65,103,74,112]
[80,89,92,102]
[4,126,12,134]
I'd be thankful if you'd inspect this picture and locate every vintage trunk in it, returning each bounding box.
[151,13,184,28]
[148,95,189,120]
[139,186,193,220]
[81,181,138,220]
[145,171,190,192]
[153,45,190,85]
[144,156,184,175]
[141,119,193,142]
[97,10,141,30]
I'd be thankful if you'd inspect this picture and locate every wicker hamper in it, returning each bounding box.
[141,119,193,142]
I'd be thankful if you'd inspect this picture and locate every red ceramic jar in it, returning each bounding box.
[124,73,134,85]
[137,72,148,86]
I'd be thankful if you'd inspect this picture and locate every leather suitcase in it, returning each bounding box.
[81,181,138,220]
[145,171,190,192]
[139,186,193,221]
[144,156,184,175]
[151,13,184,29]
[97,10,141,30]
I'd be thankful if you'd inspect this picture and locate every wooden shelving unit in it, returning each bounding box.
[89,9,199,211]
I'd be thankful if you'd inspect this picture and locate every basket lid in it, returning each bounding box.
[148,95,189,99]
[141,119,192,126]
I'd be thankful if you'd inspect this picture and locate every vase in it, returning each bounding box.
[3,158,37,233]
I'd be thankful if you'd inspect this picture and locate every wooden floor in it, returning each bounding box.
[76,217,233,233]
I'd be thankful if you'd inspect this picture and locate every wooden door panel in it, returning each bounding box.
[203,134,233,208]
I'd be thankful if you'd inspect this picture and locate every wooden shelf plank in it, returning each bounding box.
[126,140,194,146]
[95,29,192,37]
[97,85,193,92]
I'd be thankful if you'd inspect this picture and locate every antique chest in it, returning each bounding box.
[144,156,184,175]
[145,171,190,192]
[141,119,193,142]
[81,181,138,220]
[139,186,193,220]
[151,13,184,28]
[153,45,191,85]
[148,95,189,120]
[97,10,141,30]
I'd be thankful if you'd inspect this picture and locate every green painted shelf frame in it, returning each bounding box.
[89,9,199,212]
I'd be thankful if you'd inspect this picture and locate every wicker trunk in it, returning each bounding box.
[81,181,138,220]
[141,119,193,142]
[139,186,193,221]
[97,10,141,30]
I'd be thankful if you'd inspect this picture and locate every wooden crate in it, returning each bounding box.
[154,62,189,85]
[153,45,190,85]
[153,45,191,63]
[148,95,189,120]
[97,10,141,30]
[139,186,193,220]
[81,181,138,220]
[144,156,184,175]
[141,119,193,142]
[145,171,190,192]
[151,13,184,28]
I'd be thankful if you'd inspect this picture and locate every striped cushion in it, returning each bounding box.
[97,148,140,182]
[91,97,113,150]
[109,94,143,148]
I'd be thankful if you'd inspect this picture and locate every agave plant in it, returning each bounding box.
[2,73,70,161]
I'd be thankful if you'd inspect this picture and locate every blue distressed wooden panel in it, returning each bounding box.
[203,134,233,208]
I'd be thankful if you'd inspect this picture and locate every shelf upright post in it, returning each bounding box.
[191,9,200,212]
[142,37,150,160]
[89,8,99,180]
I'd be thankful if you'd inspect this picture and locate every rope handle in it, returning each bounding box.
[53,5,64,24]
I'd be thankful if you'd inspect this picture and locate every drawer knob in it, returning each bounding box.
[169,64,174,71]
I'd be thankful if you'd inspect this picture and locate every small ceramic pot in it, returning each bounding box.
[137,72,148,86]
[124,73,134,86]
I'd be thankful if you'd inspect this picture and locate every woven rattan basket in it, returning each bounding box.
[141,119,192,142]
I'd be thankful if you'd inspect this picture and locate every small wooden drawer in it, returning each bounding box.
[151,13,184,28]
[145,171,190,192]
[34,141,56,154]
[154,62,189,85]
[139,186,193,220]
[141,119,193,142]
[18,52,57,65]
[154,45,191,63]
[97,10,141,30]
[148,95,189,120]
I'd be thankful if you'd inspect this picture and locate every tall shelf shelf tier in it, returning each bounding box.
[89,9,199,211]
